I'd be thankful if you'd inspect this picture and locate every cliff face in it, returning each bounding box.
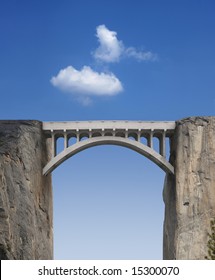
[163,117,215,259]
[0,121,53,259]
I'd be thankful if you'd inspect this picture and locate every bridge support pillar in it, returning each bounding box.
[159,131,166,157]
[51,132,56,158]
[147,130,153,149]
[64,131,68,150]
[163,117,215,259]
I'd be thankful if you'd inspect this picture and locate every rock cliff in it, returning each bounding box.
[0,121,53,259]
[163,117,215,259]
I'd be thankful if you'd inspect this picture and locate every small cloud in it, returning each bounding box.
[125,47,158,62]
[50,65,123,104]
[93,24,157,63]
[77,96,93,107]
[93,24,124,63]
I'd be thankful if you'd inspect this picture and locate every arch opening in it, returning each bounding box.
[153,136,160,155]
[68,136,77,147]
[140,136,148,146]
[52,144,166,259]
[56,136,64,155]
[80,134,89,141]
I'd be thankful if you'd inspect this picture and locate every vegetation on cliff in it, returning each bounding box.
[205,218,215,260]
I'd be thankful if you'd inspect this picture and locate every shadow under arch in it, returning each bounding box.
[43,136,174,176]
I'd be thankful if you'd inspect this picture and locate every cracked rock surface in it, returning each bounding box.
[163,117,215,259]
[0,121,53,259]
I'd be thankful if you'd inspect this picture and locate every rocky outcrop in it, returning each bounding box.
[163,117,215,259]
[0,121,53,259]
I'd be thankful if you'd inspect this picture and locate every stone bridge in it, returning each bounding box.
[42,121,176,176]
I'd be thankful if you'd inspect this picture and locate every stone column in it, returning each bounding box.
[0,120,53,259]
[163,117,215,259]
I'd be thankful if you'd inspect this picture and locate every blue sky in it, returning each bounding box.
[0,0,215,259]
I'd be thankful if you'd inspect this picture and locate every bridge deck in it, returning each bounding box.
[43,120,175,133]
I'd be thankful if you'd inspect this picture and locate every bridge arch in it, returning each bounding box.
[42,121,175,176]
[43,136,174,176]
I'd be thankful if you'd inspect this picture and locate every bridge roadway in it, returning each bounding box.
[42,121,176,176]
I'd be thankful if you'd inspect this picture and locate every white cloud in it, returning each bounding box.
[93,24,157,63]
[51,65,123,97]
[125,47,158,62]
[93,24,124,63]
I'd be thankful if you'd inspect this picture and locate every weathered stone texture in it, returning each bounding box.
[0,121,53,259]
[163,117,215,259]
